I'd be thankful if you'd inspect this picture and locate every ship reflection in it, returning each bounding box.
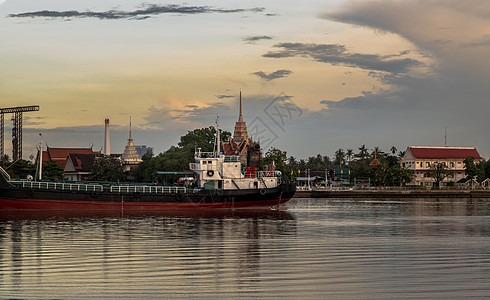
[0,208,294,221]
[0,208,296,292]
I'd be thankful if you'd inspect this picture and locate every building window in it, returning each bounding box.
[426,162,430,167]
[450,162,454,168]
[202,161,207,164]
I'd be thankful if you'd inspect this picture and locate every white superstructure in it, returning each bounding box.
[189,120,281,191]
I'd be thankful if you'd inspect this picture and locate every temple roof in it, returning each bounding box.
[42,147,100,168]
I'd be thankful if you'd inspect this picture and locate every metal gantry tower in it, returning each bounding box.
[0,105,40,161]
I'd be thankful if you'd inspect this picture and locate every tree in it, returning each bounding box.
[261,147,287,171]
[373,146,383,157]
[90,156,125,182]
[42,162,64,181]
[334,148,345,168]
[178,126,231,152]
[134,127,231,182]
[346,149,354,165]
[463,156,483,181]
[356,145,369,161]
[1,159,36,180]
[390,146,397,155]
[428,162,450,188]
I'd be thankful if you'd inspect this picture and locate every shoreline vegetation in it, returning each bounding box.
[2,127,489,192]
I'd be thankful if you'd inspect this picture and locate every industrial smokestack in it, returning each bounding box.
[104,118,110,155]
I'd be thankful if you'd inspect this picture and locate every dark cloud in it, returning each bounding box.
[144,102,234,128]
[252,69,293,81]
[215,94,235,99]
[460,35,490,48]
[243,35,273,44]
[8,4,265,20]
[263,43,420,74]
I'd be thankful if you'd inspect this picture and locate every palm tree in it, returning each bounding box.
[390,146,397,155]
[346,149,354,165]
[334,148,345,168]
[357,145,369,161]
[287,156,297,169]
[316,154,324,169]
[373,146,383,157]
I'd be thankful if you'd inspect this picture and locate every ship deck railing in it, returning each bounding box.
[11,181,105,192]
[108,185,186,194]
[10,181,187,194]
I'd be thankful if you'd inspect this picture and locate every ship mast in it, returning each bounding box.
[35,133,43,181]
[214,117,221,156]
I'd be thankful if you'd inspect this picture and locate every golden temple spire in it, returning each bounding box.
[239,90,243,122]
[129,116,133,141]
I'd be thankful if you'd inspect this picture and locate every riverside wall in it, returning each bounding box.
[293,189,490,199]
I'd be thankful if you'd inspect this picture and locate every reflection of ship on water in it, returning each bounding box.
[0,208,294,221]
[0,211,297,292]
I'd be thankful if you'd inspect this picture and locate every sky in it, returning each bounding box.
[1,0,490,161]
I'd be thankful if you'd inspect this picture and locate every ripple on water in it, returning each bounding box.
[0,198,489,299]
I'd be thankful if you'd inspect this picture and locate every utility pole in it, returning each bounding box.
[0,105,40,161]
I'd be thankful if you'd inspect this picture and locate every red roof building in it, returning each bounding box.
[408,147,482,160]
[41,146,101,169]
[64,153,97,181]
[400,146,483,187]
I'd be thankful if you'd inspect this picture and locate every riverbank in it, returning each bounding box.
[293,189,490,198]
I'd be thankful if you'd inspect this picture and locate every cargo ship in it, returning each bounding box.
[0,122,295,211]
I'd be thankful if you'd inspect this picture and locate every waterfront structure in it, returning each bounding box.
[223,92,261,167]
[121,117,142,172]
[63,153,97,181]
[400,146,483,186]
[40,146,100,169]
[0,105,40,161]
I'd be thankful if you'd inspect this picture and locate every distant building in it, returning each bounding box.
[121,118,142,172]
[40,146,100,169]
[400,146,483,187]
[64,153,97,181]
[135,145,153,158]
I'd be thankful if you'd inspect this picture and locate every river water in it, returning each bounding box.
[0,198,489,299]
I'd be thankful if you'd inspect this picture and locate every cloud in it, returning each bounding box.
[143,102,234,130]
[8,4,265,20]
[252,69,293,81]
[263,43,420,74]
[305,0,490,158]
[215,94,235,99]
[243,35,273,44]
